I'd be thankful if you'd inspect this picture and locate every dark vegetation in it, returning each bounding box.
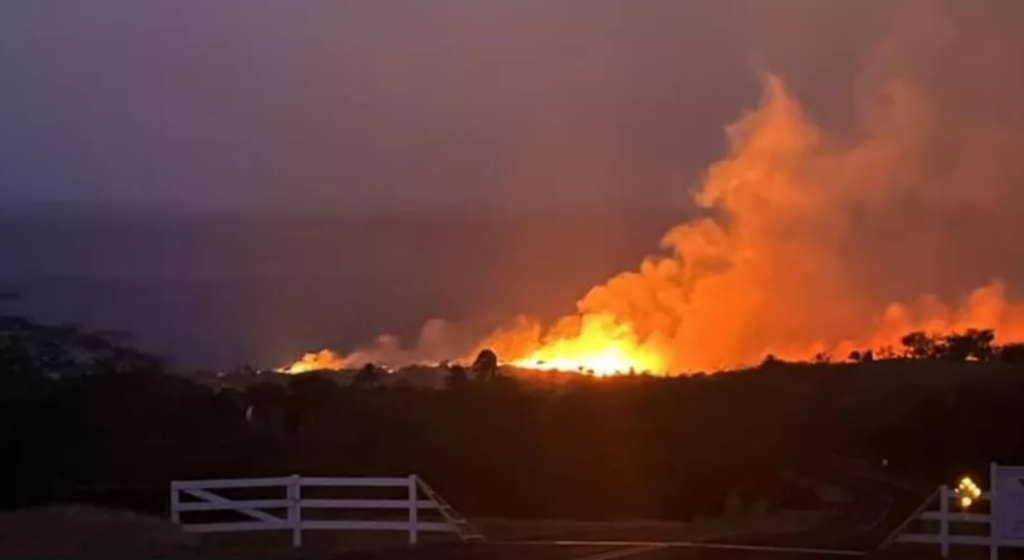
[4,302,1024,521]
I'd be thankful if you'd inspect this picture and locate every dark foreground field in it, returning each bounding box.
[4,310,1024,558]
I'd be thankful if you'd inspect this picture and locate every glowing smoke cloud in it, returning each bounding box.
[285,7,1024,374]
[477,76,1024,373]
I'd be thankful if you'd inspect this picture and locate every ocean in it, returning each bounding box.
[0,205,679,370]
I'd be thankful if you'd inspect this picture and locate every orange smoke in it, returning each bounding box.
[477,74,1020,373]
[284,70,1024,375]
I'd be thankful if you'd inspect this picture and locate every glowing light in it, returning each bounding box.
[279,349,346,374]
[499,313,667,376]
[511,345,662,377]
[958,476,982,498]
[955,475,982,510]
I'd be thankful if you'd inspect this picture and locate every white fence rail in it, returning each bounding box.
[896,485,995,557]
[894,463,1024,560]
[170,474,464,547]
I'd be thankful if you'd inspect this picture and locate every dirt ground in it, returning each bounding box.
[0,504,833,559]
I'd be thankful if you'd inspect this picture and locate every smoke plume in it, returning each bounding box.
[285,3,1024,374]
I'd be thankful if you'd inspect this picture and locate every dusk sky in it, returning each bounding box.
[0,0,925,211]
[6,1,1024,370]
[6,4,1024,550]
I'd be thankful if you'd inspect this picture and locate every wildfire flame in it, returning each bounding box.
[280,349,345,374]
[478,314,679,376]
[506,313,666,376]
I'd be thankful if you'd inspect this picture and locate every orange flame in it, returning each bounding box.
[504,313,666,376]
[279,349,346,374]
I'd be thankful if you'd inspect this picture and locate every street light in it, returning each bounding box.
[956,476,982,509]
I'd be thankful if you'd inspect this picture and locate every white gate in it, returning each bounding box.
[169,474,482,547]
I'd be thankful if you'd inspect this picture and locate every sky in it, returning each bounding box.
[0,0,923,211]
[7,1,1024,371]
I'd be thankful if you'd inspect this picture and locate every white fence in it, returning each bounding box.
[894,463,1024,560]
[170,474,473,547]
[895,485,995,558]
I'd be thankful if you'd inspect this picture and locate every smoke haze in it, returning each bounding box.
[6,2,1024,370]
[300,2,1024,373]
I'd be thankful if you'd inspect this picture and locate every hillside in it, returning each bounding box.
[4,346,1022,520]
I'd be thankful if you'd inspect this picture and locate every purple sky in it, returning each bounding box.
[0,0,922,211]
[5,1,1024,368]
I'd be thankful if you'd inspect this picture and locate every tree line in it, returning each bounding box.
[6,310,1024,520]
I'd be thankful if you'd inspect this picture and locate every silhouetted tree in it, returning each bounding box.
[472,349,500,381]
[760,354,787,370]
[288,373,339,409]
[445,364,469,390]
[848,349,874,363]
[1,312,164,380]
[999,343,1024,364]
[245,382,288,433]
[352,363,383,388]
[943,329,995,362]
[286,373,340,433]
[877,345,899,360]
[901,331,943,359]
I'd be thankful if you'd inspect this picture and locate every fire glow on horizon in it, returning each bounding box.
[282,73,1024,377]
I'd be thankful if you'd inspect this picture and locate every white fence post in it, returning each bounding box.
[408,474,419,546]
[940,485,950,558]
[170,482,180,524]
[991,462,999,560]
[289,474,302,548]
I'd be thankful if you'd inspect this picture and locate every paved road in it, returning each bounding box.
[383,542,864,560]
[377,466,927,560]
[710,467,925,552]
